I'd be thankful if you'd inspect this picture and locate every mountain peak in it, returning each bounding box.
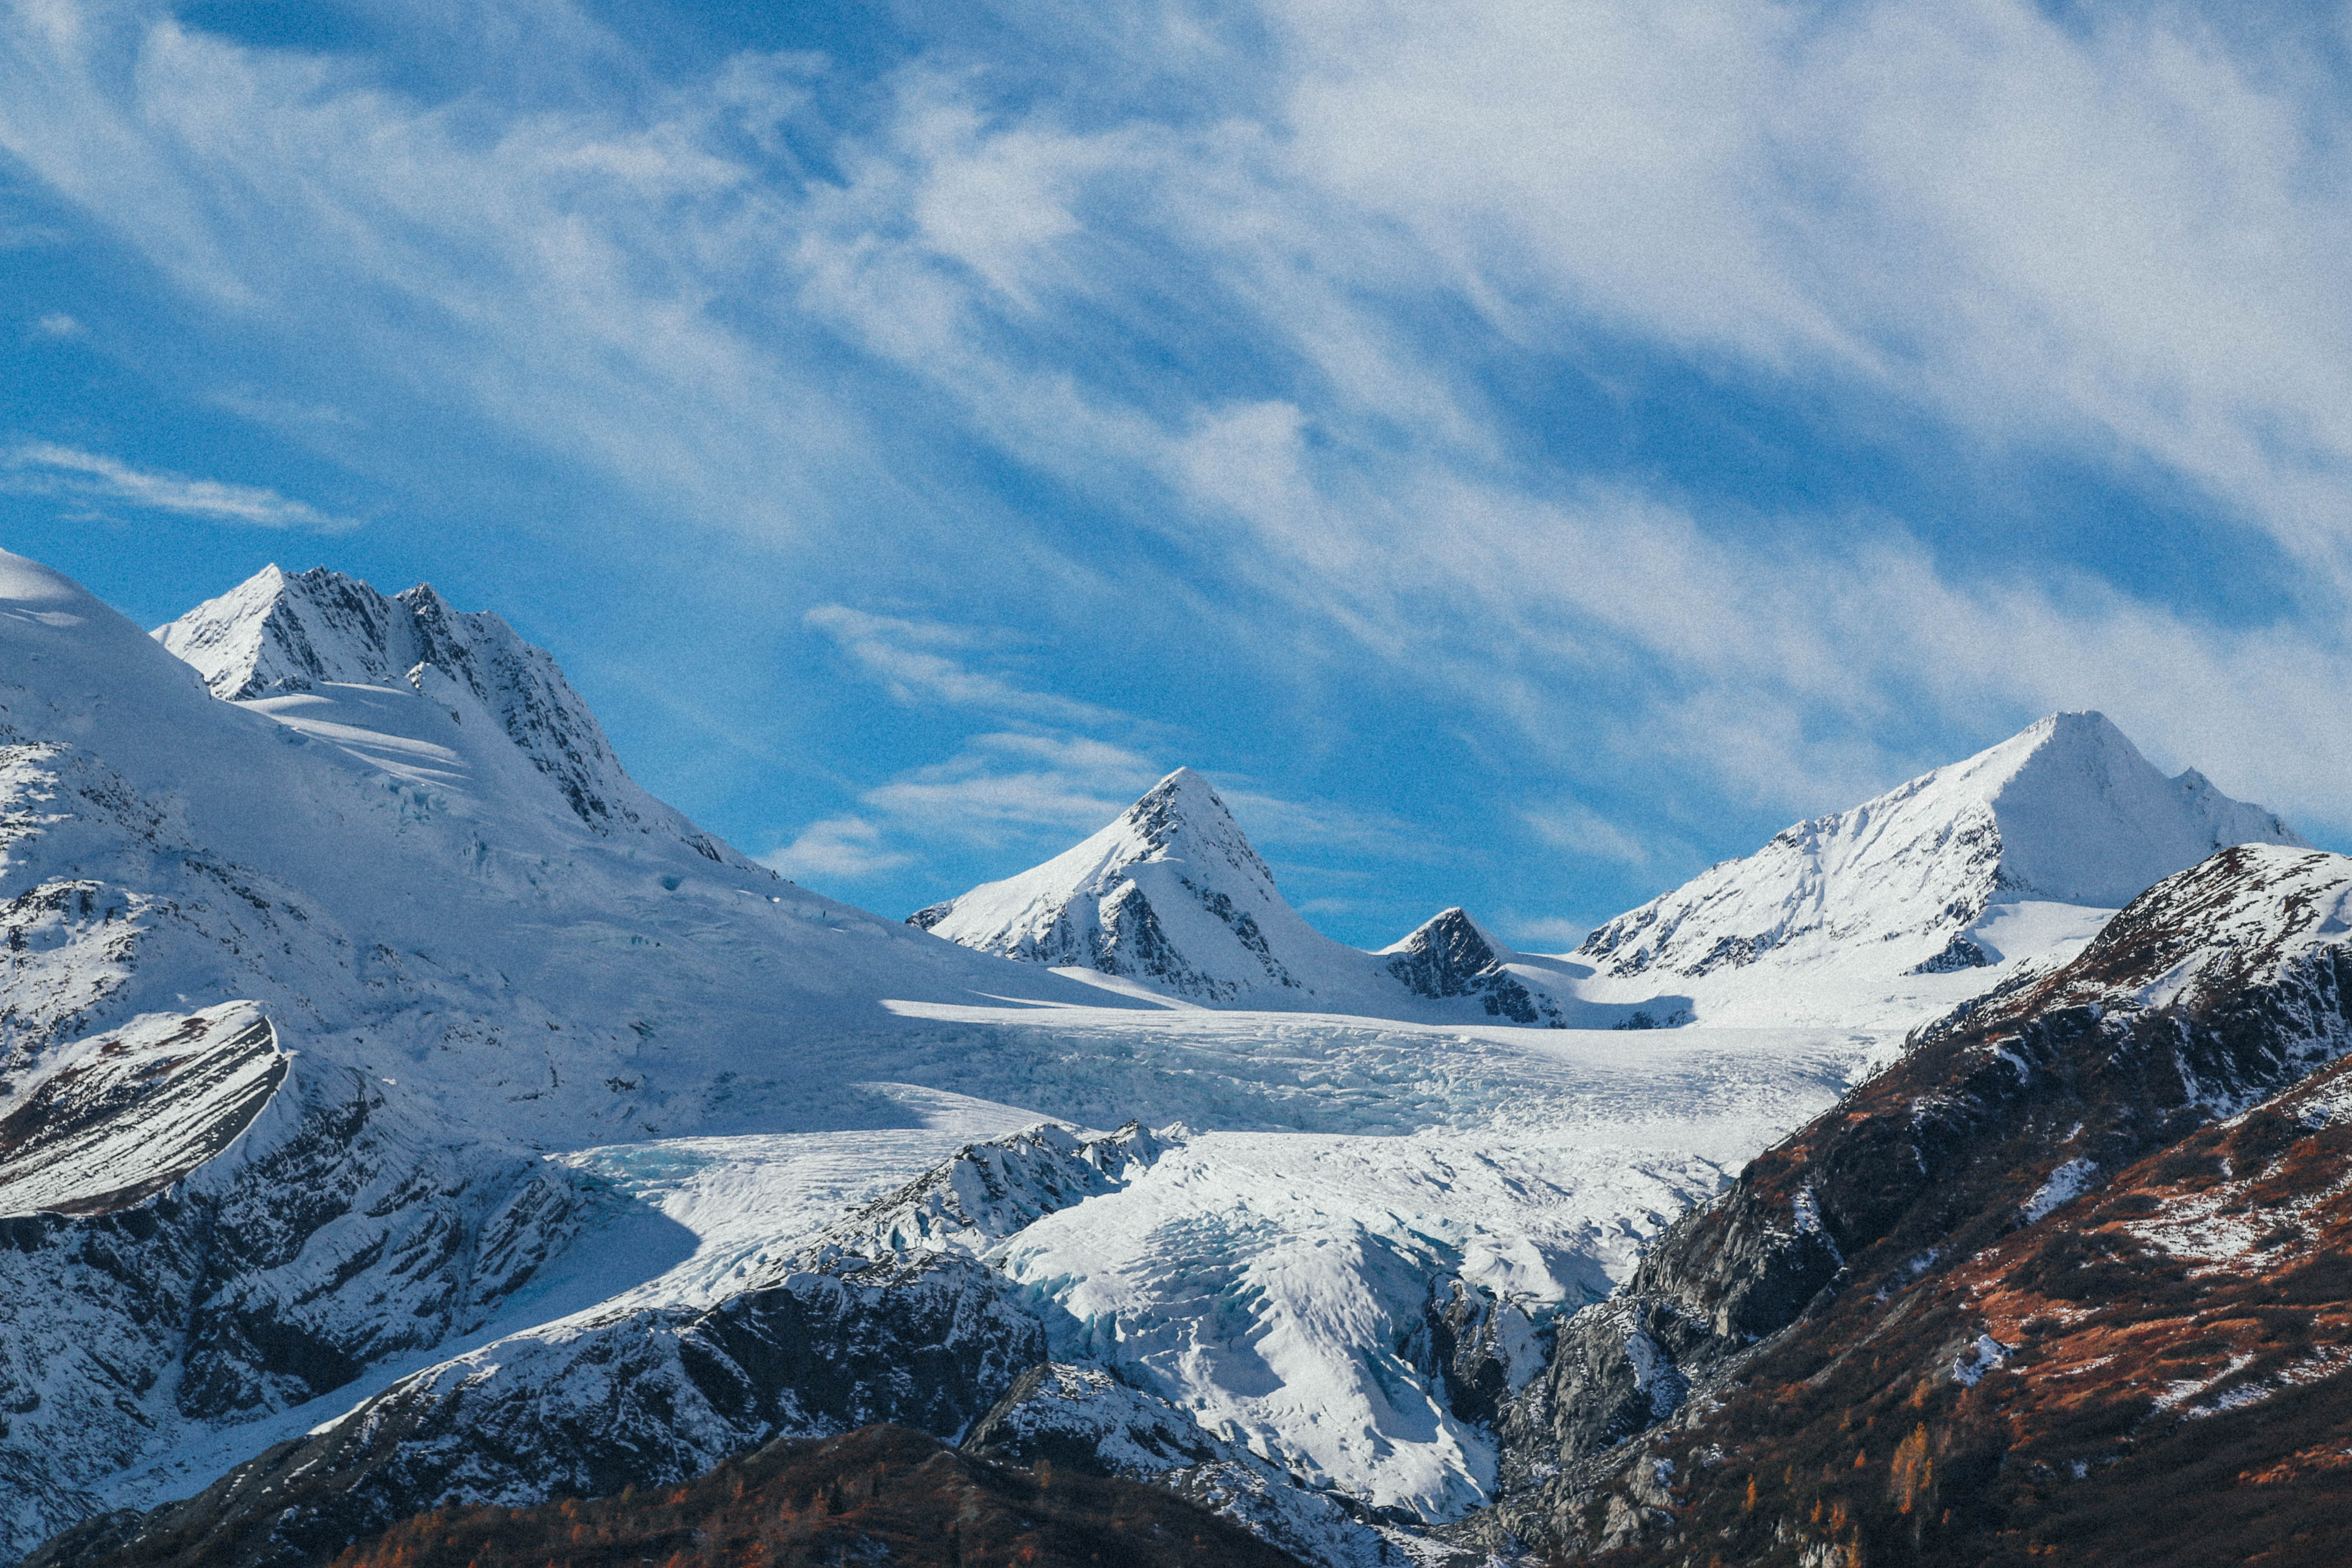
[154,566,732,857]
[906,769,1309,1001]
[1580,712,2304,983]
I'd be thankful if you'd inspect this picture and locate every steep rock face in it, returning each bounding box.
[33,1252,1047,1568]
[269,1424,1312,1568]
[1402,1275,1554,1433]
[0,1006,284,1216]
[1488,844,2352,1559]
[1381,909,1561,1026]
[1580,712,2303,983]
[154,565,731,855]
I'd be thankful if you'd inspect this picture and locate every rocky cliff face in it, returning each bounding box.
[1485,844,2352,1563]
[1380,908,1562,1026]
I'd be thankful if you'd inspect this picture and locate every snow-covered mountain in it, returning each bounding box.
[912,770,1593,1025]
[16,546,2336,1568]
[910,768,1342,1005]
[0,548,1879,1568]
[155,563,734,857]
[1569,711,2305,1027]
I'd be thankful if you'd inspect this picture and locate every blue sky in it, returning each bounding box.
[5,0,2352,949]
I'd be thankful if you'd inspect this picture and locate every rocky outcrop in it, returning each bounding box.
[32,1252,1046,1568]
[806,1120,1172,1262]
[962,1363,1399,1567]
[1381,909,1563,1026]
[1484,845,2352,1560]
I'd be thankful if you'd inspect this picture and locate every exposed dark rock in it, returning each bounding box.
[1480,845,2352,1561]
[280,1424,1310,1568]
[28,1253,1045,1568]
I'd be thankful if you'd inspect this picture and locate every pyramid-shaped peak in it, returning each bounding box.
[1115,767,1263,866]
[1383,906,1510,964]
[1581,710,2305,982]
[1380,907,1511,993]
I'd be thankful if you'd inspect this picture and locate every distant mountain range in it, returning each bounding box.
[910,711,2303,1031]
[5,550,2349,1568]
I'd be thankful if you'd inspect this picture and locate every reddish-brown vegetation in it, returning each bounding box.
[1589,1055,2352,1568]
[318,1424,1304,1568]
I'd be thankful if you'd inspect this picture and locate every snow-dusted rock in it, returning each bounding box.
[805,1119,1173,1262]
[1380,907,1563,1025]
[0,1004,284,1217]
[155,564,734,855]
[1582,712,2302,984]
[33,1250,1046,1568]
[964,1363,1399,1567]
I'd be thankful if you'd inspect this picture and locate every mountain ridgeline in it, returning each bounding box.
[4,545,2349,1568]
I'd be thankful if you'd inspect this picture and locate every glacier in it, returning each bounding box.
[0,549,2313,1565]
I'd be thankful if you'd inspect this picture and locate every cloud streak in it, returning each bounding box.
[4,0,2351,922]
[0,442,358,531]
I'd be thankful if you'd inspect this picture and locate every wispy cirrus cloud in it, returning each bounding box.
[803,605,1124,726]
[5,0,2352,935]
[1,442,358,531]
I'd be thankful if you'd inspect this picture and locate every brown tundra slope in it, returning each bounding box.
[77,1424,1308,1568]
[1479,843,2352,1567]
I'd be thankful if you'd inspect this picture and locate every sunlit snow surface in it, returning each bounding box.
[0,552,1899,1545]
[116,1009,1881,1523]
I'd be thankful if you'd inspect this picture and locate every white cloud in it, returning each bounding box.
[1522,802,1672,874]
[28,312,83,338]
[760,815,915,880]
[8,0,2352,855]
[804,605,1123,725]
[860,731,1164,847]
[1497,913,1590,954]
[0,441,358,531]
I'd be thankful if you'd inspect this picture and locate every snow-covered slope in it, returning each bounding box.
[11,548,2193,1568]
[913,771,1600,1025]
[1568,711,2304,1028]
[155,564,732,856]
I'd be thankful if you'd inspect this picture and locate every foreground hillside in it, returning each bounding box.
[1479,844,2352,1565]
[49,1425,1305,1568]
